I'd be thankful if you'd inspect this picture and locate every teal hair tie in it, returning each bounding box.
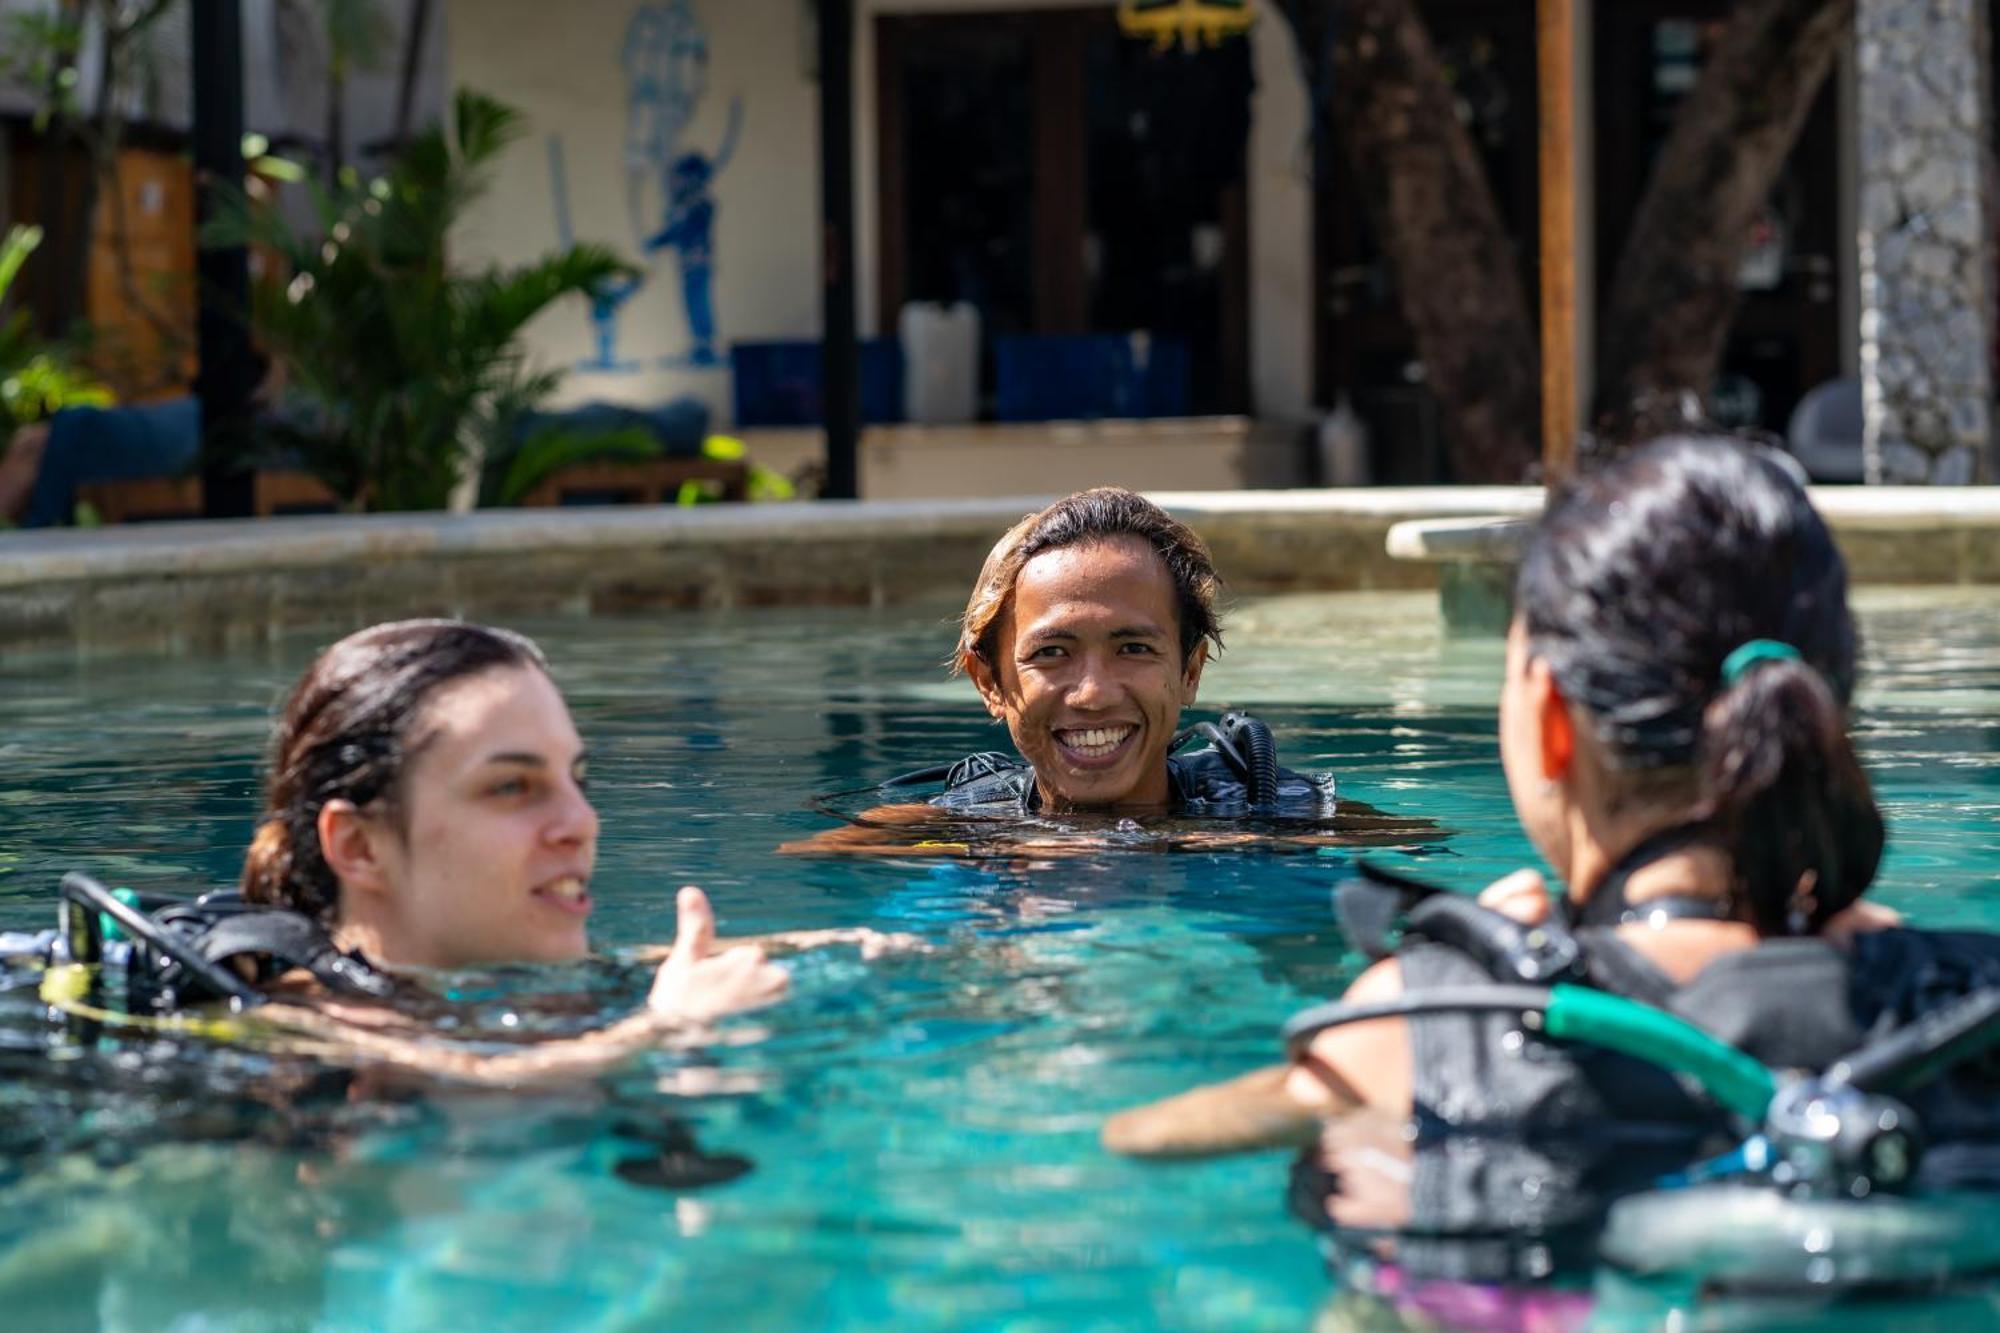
[1720,639,1801,686]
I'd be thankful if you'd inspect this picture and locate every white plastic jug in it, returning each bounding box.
[1317,393,1372,487]
[900,301,980,425]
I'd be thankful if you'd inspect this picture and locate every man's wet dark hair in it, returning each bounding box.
[241,620,547,923]
[956,487,1224,671]
[1517,436,1883,934]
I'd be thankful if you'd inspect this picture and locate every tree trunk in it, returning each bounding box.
[49,9,120,335]
[1595,0,1853,440]
[393,0,433,149]
[1288,0,1541,482]
[31,110,82,335]
[326,60,347,186]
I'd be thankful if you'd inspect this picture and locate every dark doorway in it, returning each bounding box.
[1594,1,1842,436]
[876,9,1252,417]
[883,17,1039,348]
[1084,25,1253,414]
[1311,0,1541,482]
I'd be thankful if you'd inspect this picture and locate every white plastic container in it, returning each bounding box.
[900,301,980,425]
[1317,393,1372,487]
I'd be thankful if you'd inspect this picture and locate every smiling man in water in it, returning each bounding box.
[781,488,1422,854]
[948,488,1220,812]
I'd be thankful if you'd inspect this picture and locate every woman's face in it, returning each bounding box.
[361,665,599,968]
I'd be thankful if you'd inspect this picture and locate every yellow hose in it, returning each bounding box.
[38,963,255,1042]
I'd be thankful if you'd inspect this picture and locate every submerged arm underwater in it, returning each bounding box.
[779,799,1439,860]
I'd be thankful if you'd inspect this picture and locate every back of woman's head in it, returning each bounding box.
[242,620,547,922]
[1516,437,1883,932]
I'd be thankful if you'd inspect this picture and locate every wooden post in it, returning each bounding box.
[819,0,860,500]
[193,0,255,518]
[1536,0,1578,482]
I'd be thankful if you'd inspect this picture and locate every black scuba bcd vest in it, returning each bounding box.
[920,711,1338,817]
[56,873,397,1012]
[1335,862,2000,1147]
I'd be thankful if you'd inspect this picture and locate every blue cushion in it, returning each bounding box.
[24,397,202,527]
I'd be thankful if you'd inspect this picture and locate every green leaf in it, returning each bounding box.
[194,87,617,512]
[490,424,663,508]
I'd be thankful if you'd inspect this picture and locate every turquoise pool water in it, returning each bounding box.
[0,587,1995,1329]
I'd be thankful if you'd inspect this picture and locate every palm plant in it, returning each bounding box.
[202,89,630,512]
[0,225,112,438]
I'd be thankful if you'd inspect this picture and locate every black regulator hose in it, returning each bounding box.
[1825,987,2000,1096]
[1220,711,1280,808]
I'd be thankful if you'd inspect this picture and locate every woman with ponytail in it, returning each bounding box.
[231,620,895,1085]
[1104,436,1917,1158]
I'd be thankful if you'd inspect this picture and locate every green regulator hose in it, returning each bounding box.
[1543,984,1777,1121]
[1282,982,1782,1122]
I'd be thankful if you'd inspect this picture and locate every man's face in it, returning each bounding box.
[969,536,1206,811]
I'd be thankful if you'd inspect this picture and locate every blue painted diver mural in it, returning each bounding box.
[548,0,741,372]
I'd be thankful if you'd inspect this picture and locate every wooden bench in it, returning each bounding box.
[515,457,749,507]
[76,470,340,523]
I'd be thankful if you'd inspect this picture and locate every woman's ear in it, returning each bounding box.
[1535,663,1576,783]
[1180,641,1208,704]
[317,799,392,898]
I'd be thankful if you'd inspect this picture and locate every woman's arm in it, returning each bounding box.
[260,887,786,1090]
[621,882,926,964]
[255,1001,682,1088]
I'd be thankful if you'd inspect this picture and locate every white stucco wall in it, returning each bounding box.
[446,0,820,423]
[446,0,1314,424]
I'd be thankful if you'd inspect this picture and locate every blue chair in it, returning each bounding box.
[24,397,201,527]
[993,335,1191,422]
[731,340,903,427]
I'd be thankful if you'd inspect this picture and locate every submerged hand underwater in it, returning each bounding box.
[6,458,2000,1326]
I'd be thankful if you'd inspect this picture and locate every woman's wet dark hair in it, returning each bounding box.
[1516,437,1883,933]
[957,487,1223,671]
[241,620,548,923]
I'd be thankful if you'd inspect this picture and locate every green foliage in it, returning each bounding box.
[202,89,632,512]
[481,423,662,509]
[0,226,113,437]
[319,0,395,77]
[0,10,85,128]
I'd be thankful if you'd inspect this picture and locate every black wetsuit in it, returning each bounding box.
[926,746,1339,819]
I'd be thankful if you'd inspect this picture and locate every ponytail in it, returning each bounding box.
[241,816,340,922]
[1699,659,1884,934]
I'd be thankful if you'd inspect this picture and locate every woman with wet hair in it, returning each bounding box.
[223,619,894,1084]
[1104,436,1911,1156]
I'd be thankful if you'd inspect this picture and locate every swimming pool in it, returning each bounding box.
[0,587,1995,1329]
